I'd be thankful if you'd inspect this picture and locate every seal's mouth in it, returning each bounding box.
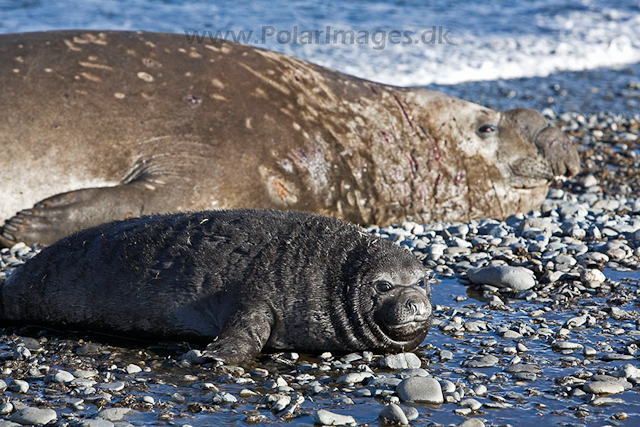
[389,314,431,328]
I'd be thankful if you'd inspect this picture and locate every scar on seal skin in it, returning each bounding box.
[0,209,433,365]
[0,31,580,247]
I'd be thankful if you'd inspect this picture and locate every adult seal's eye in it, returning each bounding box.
[374,280,394,293]
[476,124,497,138]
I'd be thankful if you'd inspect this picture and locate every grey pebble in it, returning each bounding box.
[313,409,356,426]
[552,341,583,352]
[9,379,29,393]
[212,391,238,404]
[379,353,421,370]
[379,404,409,425]
[439,350,453,361]
[10,408,57,425]
[397,377,443,404]
[0,403,13,416]
[78,420,115,427]
[458,419,486,427]
[98,381,125,392]
[583,380,625,395]
[95,408,132,422]
[125,364,142,374]
[50,369,75,383]
[337,372,373,384]
[467,265,536,291]
[463,355,499,369]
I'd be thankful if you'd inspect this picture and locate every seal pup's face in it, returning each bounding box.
[345,242,433,352]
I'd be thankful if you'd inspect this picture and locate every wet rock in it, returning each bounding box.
[10,408,57,425]
[9,379,29,393]
[397,377,443,404]
[379,404,409,425]
[458,419,485,427]
[337,372,374,384]
[125,364,142,374]
[95,408,132,422]
[584,380,625,395]
[467,266,536,291]
[463,355,499,369]
[0,403,13,416]
[379,353,421,370]
[50,369,75,383]
[78,420,115,427]
[212,391,238,404]
[552,341,583,352]
[313,409,356,426]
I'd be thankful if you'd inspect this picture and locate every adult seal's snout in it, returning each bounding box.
[503,108,580,179]
[534,125,581,177]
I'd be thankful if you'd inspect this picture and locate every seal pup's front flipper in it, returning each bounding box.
[201,306,274,366]
[0,176,187,247]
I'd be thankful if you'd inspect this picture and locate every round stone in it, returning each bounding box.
[458,418,485,427]
[583,380,625,395]
[125,364,142,374]
[379,404,409,425]
[10,379,29,393]
[313,409,356,426]
[51,370,75,383]
[463,355,499,368]
[95,408,132,422]
[10,408,57,425]
[78,420,115,427]
[397,377,443,404]
[379,353,421,370]
[552,341,583,352]
[467,265,536,291]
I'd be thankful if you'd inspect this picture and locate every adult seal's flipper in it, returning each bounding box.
[0,178,186,247]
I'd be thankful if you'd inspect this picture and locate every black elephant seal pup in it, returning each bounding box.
[0,30,580,247]
[0,210,432,364]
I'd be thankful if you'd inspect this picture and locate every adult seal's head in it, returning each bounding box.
[0,209,433,364]
[405,91,580,221]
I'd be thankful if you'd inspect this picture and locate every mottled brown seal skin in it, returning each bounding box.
[0,209,433,364]
[0,30,580,247]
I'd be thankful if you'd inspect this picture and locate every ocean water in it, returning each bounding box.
[1,0,640,93]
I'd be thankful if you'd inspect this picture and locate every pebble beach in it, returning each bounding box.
[0,109,639,426]
[2,0,640,425]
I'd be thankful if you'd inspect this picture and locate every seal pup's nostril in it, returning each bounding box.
[406,299,428,316]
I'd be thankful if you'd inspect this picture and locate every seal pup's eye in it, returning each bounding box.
[374,280,394,293]
[476,124,497,138]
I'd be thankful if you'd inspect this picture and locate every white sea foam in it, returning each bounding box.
[1,0,640,86]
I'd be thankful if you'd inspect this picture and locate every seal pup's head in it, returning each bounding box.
[341,237,433,352]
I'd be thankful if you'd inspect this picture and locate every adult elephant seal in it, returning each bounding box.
[0,209,432,364]
[0,30,580,247]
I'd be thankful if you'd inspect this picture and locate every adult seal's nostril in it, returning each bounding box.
[534,126,581,177]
